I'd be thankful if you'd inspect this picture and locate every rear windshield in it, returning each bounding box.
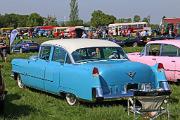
[72,47,128,63]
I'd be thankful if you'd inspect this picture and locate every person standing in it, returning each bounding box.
[0,37,7,62]
[81,32,87,38]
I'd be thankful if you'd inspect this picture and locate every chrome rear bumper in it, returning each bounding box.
[93,87,171,101]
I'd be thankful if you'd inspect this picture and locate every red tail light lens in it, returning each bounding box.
[92,67,99,77]
[158,63,164,70]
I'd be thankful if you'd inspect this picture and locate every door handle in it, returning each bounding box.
[152,58,156,60]
[171,61,175,62]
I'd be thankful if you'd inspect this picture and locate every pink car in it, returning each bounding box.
[128,40,180,82]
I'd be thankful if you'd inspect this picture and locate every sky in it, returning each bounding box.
[0,0,179,24]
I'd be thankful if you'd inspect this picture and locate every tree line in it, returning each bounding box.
[0,13,58,28]
[0,11,152,28]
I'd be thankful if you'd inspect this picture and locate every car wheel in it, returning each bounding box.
[65,93,78,106]
[19,48,23,53]
[17,75,25,88]
[0,100,4,115]
[133,42,138,47]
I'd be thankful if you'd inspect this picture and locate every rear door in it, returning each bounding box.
[157,44,178,81]
[136,44,161,66]
[176,48,180,81]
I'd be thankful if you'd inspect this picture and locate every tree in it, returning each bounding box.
[69,0,80,26]
[44,15,58,26]
[27,13,44,27]
[142,16,151,24]
[3,14,19,28]
[83,21,91,27]
[126,18,132,23]
[17,15,29,27]
[0,14,4,28]
[133,15,141,22]
[115,18,132,23]
[66,19,83,26]
[142,17,149,23]
[90,10,116,27]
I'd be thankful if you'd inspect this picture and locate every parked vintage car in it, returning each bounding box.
[0,65,7,114]
[175,35,180,40]
[122,37,148,47]
[106,37,148,47]
[11,39,171,105]
[128,40,180,82]
[11,40,40,53]
[106,38,125,46]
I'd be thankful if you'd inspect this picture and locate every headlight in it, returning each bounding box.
[139,83,151,91]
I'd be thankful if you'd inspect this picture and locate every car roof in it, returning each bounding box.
[147,40,180,48]
[41,39,119,54]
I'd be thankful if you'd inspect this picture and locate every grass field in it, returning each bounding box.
[0,42,180,120]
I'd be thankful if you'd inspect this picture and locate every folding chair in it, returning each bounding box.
[127,95,170,120]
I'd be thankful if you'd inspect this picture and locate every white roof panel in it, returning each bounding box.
[41,39,120,54]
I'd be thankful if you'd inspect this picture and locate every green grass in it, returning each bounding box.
[0,47,180,120]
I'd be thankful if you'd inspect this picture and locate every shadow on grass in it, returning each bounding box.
[3,93,37,120]
[80,99,129,108]
[27,86,129,108]
[169,97,179,104]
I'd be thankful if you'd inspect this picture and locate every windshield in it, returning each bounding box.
[72,47,128,63]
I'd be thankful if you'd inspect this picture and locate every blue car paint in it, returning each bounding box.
[12,57,168,102]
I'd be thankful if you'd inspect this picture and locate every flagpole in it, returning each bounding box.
[9,29,18,54]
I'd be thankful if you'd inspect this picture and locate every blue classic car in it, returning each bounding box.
[11,39,171,105]
[11,40,39,53]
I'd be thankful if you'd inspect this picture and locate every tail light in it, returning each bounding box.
[92,67,99,77]
[158,63,164,71]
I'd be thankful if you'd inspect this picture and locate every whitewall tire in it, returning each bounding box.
[17,75,25,88]
[65,93,78,106]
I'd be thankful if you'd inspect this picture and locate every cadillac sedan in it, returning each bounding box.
[128,40,180,82]
[11,39,170,105]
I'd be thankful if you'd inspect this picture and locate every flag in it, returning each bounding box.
[10,29,18,46]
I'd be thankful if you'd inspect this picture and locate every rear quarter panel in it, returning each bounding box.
[60,64,100,101]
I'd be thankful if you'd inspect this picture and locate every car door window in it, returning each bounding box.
[161,44,178,57]
[146,44,161,56]
[52,47,71,64]
[178,48,180,56]
[39,46,51,60]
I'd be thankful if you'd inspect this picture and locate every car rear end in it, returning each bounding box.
[89,61,171,101]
